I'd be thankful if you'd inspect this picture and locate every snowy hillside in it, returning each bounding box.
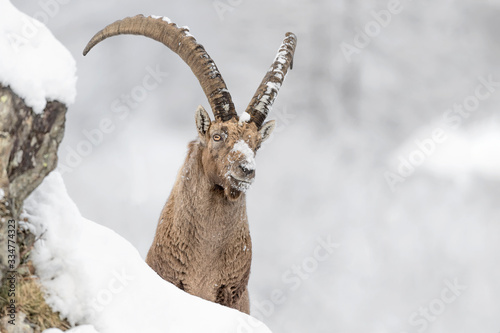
[23,172,272,333]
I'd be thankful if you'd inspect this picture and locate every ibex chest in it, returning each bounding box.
[180,216,252,298]
[191,216,252,267]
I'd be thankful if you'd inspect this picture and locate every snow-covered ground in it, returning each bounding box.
[23,172,271,333]
[6,0,500,332]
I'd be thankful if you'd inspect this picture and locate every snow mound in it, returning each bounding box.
[0,0,77,113]
[22,172,271,333]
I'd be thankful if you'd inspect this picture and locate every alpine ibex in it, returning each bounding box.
[83,15,296,313]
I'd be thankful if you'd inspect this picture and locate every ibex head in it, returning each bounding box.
[194,107,272,200]
[83,15,296,201]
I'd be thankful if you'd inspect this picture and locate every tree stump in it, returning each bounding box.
[0,84,67,282]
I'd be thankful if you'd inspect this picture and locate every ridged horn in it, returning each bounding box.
[83,14,237,122]
[245,32,297,129]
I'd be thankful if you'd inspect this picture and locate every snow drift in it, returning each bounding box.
[22,172,272,333]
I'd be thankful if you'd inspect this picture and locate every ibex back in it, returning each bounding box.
[83,14,296,314]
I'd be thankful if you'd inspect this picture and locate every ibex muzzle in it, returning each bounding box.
[83,14,296,313]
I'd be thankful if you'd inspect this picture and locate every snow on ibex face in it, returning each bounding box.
[225,139,257,193]
[232,140,256,171]
[0,0,77,114]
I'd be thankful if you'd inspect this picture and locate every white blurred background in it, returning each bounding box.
[13,0,500,332]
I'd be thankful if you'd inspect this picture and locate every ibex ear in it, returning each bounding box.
[259,120,275,143]
[195,105,211,142]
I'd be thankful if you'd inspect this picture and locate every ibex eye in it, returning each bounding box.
[213,134,222,141]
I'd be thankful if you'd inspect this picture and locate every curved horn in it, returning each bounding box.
[83,15,237,122]
[245,32,297,129]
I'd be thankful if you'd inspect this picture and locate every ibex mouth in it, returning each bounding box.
[230,175,252,183]
[224,176,251,201]
[229,175,253,192]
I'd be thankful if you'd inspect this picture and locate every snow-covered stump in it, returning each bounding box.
[0,0,76,285]
[0,84,67,282]
[0,1,75,328]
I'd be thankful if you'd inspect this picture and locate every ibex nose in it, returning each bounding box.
[239,164,255,178]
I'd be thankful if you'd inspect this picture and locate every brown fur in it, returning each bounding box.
[83,15,296,314]
[146,118,266,313]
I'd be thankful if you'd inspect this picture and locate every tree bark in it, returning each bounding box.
[0,84,67,282]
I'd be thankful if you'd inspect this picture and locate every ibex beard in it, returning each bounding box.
[83,14,296,314]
